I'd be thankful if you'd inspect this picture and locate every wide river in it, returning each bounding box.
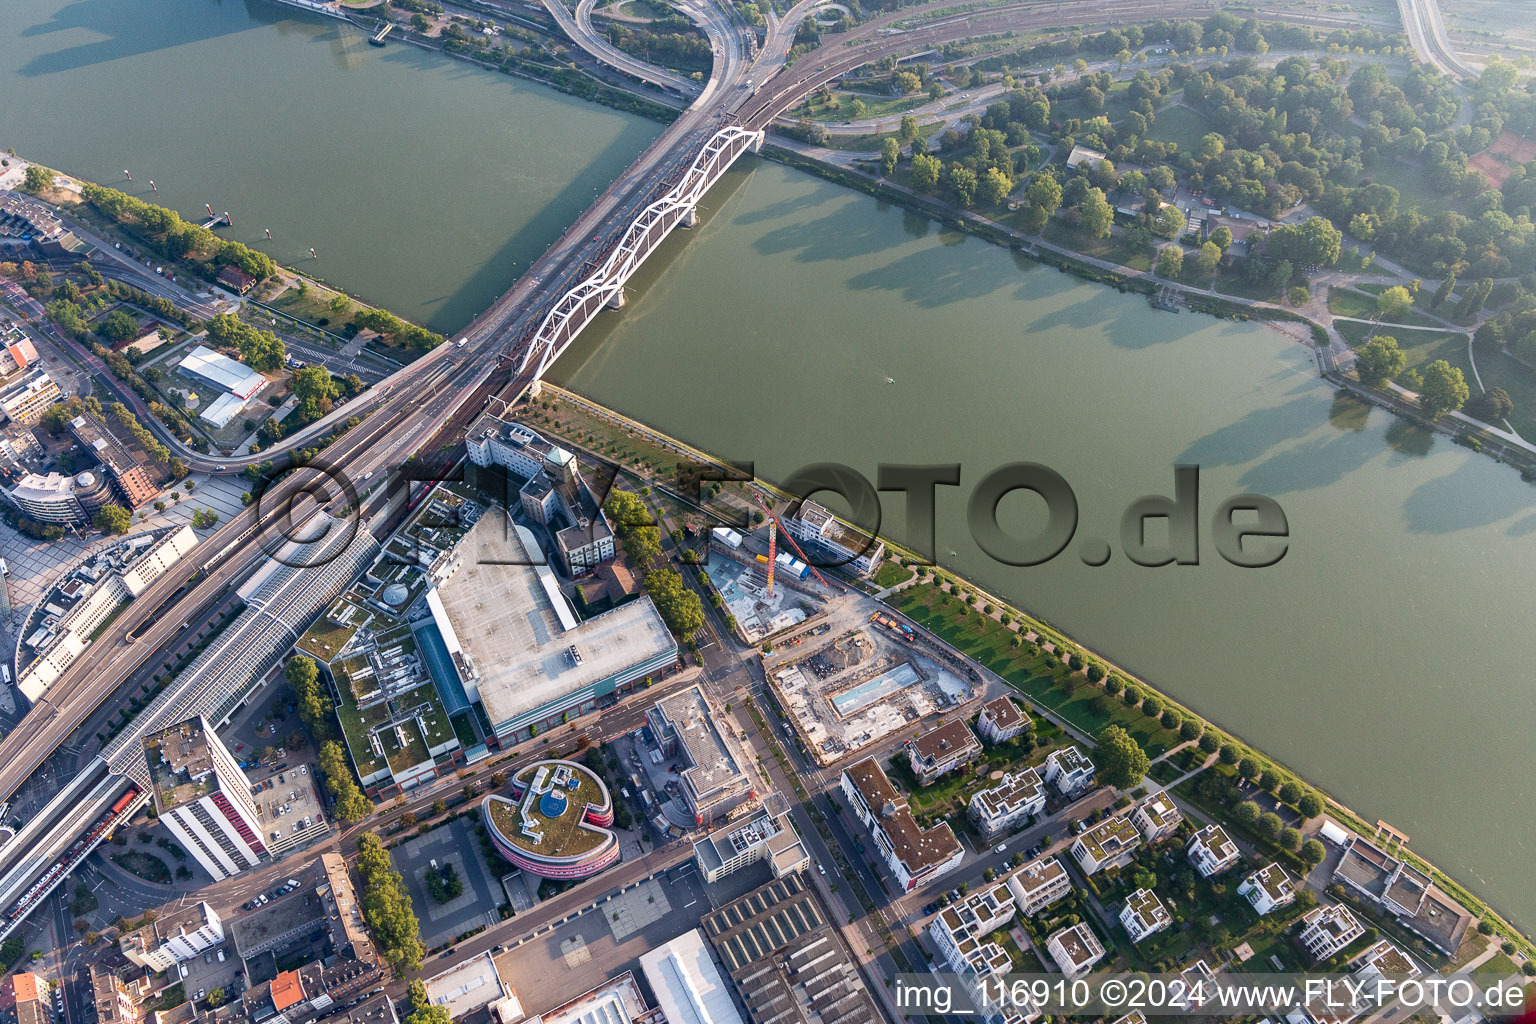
[5,1,1534,930]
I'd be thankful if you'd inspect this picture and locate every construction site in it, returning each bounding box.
[766,607,974,767]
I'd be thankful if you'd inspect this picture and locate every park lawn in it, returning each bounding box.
[889,583,1180,755]
[1337,320,1475,383]
[267,281,355,326]
[1475,951,1521,977]
[1042,218,1148,268]
[1470,339,1536,438]
[1330,285,1441,327]
[1214,272,1281,303]
[1146,104,1214,153]
[872,561,914,589]
[802,90,933,122]
[1359,157,1446,215]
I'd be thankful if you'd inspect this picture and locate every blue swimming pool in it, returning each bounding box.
[829,663,920,717]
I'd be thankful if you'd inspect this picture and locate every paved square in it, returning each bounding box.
[606,878,670,941]
[559,934,591,968]
[391,817,501,946]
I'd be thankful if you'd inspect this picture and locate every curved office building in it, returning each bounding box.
[481,759,618,879]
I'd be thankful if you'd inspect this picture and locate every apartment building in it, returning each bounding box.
[839,757,962,892]
[1129,792,1182,843]
[1119,888,1172,944]
[1006,855,1072,916]
[1070,816,1141,875]
[119,902,224,971]
[1041,746,1095,797]
[143,716,266,880]
[1297,904,1365,962]
[967,768,1044,840]
[1238,863,1296,916]
[974,696,1029,744]
[782,500,884,576]
[906,720,981,785]
[1187,825,1241,878]
[1045,923,1105,978]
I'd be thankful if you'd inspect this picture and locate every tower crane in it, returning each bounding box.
[753,492,839,597]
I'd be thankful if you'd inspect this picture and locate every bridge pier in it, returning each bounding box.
[681,207,699,229]
[607,288,626,310]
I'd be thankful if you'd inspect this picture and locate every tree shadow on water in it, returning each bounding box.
[19,0,255,76]
[1402,458,1532,534]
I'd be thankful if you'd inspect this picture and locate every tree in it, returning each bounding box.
[1278,781,1303,805]
[879,137,900,178]
[1151,203,1186,240]
[645,567,705,640]
[1023,172,1062,232]
[1375,285,1413,321]
[206,989,227,1009]
[1180,719,1202,742]
[1467,386,1513,424]
[355,833,424,973]
[1268,215,1342,268]
[1156,245,1184,278]
[424,862,463,904]
[405,981,453,1024]
[97,310,139,345]
[977,167,1012,206]
[93,505,131,535]
[1078,187,1112,239]
[22,166,54,194]
[1298,792,1324,819]
[910,153,941,192]
[1236,756,1260,780]
[317,740,372,823]
[1256,812,1283,840]
[286,656,332,740]
[947,165,978,207]
[1094,726,1149,789]
[1419,359,1469,418]
[1431,272,1456,309]
[1232,800,1261,826]
[898,115,919,143]
[1209,225,1233,252]
[1279,826,1303,851]
[293,365,340,422]
[1194,240,1222,276]
[1354,335,1406,388]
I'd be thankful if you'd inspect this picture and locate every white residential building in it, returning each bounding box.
[1070,815,1141,875]
[1239,863,1296,916]
[927,883,1017,976]
[1187,824,1241,878]
[967,769,1044,840]
[143,716,266,880]
[1119,888,1172,944]
[1007,856,1072,916]
[781,500,884,576]
[1042,747,1095,797]
[1297,904,1365,962]
[1130,792,1182,842]
[840,757,962,892]
[119,902,223,972]
[975,696,1029,744]
[1045,923,1105,978]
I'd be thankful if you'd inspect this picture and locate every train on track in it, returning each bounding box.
[3,785,139,922]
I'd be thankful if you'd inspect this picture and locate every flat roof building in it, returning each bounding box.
[422,952,509,1019]
[66,413,158,509]
[782,500,884,576]
[638,930,744,1024]
[968,768,1045,841]
[906,719,981,785]
[1007,855,1072,917]
[143,715,266,880]
[1187,825,1241,878]
[648,684,757,825]
[1045,922,1105,978]
[119,901,223,972]
[1042,746,1096,797]
[1070,815,1141,875]
[427,510,677,742]
[692,796,808,883]
[1130,792,1183,843]
[703,872,878,1024]
[975,696,1029,744]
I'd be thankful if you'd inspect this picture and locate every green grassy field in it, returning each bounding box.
[1145,104,1213,153]
[1328,286,1441,327]
[1469,340,1536,438]
[1338,320,1475,383]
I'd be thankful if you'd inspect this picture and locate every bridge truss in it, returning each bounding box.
[517,124,764,380]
